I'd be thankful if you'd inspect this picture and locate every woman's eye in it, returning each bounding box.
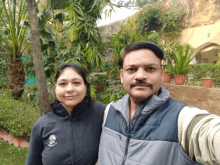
[73,82,80,85]
[59,83,66,86]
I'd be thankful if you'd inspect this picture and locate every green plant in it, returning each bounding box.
[0,89,41,140]
[203,69,212,78]
[163,64,175,74]
[163,69,171,73]
[0,0,30,99]
[98,81,126,104]
[188,63,220,86]
[159,6,185,37]
[134,2,186,38]
[21,84,38,103]
[108,19,161,62]
[54,0,112,73]
[215,60,220,65]
[163,40,181,64]
[0,76,8,88]
[94,60,127,104]
[172,45,196,75]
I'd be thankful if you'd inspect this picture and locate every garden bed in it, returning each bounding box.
[0,89,41,141]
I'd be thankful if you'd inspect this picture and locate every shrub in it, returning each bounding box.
[188,63,220,85]
[134,2,186,38]
[0,76,8,88]
[215,61,220,65]
[0,89,41,140]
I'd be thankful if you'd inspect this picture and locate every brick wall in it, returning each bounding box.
[162,83,220,116]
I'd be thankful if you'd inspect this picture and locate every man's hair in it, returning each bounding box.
[118,41,164,67]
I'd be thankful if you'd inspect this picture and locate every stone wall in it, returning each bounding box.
[99,18,128,42]
[99,0,220,45]
[162,83,220,116]
[182,0,220,28]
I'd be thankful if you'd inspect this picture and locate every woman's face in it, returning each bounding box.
[55,68,87,112]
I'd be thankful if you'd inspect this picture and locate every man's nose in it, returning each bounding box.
[135,68,147,80]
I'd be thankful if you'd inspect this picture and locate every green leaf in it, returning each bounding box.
[41,44,48,52]
[54,13,65,23]
[41,31,52,42]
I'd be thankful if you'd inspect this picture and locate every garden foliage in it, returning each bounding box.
[172,45,196,74]
[188,63,220,85]
[0,0,29,99]
[24,0,113,82]
[0,89,41,140]
[133,2,186,38]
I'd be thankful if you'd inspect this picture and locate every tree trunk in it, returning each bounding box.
[8,51,25,99]
[26,0,50,114]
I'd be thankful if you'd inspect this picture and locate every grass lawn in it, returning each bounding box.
[0,139,28,165]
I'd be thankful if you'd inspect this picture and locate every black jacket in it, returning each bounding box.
[25,100,106,165]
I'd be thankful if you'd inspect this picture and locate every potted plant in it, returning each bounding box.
[172,45,196,85]
[163,68,172,83]
[201,70,213,88]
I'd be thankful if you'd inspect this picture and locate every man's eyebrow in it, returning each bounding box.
[58,78,82,82]
[126,63,156,67]
[144,63,156,66]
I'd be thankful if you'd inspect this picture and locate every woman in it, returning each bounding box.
[25,63,106,165]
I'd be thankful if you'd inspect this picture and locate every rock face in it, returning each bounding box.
[0,131,29,148]
[182,0,220,28]
[162,83,220,116]
[99,0,220,64]
[180,0,220,57]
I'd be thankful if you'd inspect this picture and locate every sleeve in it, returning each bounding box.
[25,122,44,165]
[178,106,220,165]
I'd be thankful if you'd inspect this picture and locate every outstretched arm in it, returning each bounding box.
[178,106,220,165]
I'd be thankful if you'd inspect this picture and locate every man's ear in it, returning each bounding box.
[161,68,164,82]
[120,69,123,84]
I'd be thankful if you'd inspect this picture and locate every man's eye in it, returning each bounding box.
[127,68,136,72]
[59,83,66,86]
[147,67,155,71]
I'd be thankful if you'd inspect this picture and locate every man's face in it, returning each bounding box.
[120,49,162,103]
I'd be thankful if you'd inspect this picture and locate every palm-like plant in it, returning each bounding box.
[0,0,30,99]
[172,45,196,75]
[45,0,112,72]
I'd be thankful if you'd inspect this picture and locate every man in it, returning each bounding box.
[97,41,220,165]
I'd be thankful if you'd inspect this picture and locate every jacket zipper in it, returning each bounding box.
[121,125,131,165]
[68,110,74,165]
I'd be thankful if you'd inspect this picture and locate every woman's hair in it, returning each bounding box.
[50,63,92,112]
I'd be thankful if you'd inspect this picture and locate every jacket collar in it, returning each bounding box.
[111,87,170,125]
[53,99,89,119]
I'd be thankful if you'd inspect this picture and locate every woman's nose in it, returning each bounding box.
[66,83,74,92]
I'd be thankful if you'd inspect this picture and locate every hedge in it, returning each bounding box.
[0,89,41,141]
[188,63,220,85]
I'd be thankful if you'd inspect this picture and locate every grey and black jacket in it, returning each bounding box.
[98,87,207,165]
[26,100,106,165]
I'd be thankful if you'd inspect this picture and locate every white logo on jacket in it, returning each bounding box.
[48,134,57,147]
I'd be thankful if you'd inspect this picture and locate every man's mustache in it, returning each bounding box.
[130,80,153,89]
